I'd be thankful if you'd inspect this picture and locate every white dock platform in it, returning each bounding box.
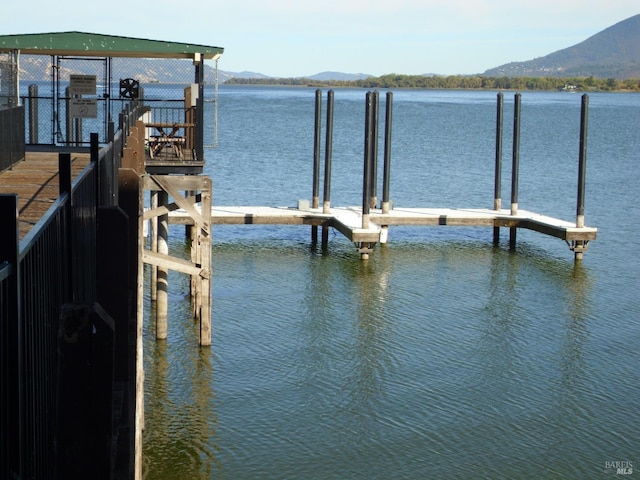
[166,204,597,247]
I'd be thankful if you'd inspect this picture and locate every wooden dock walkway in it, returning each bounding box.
[0,151,90,239]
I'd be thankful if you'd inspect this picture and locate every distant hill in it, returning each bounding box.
[305,71,371,81]
[218,70,271,82]
[484,14,640,78]
[15,56,369,84]
[219,70,372,81]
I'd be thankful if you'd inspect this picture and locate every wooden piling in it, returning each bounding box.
[150,191,158,301]
[141,175,212,346]
[156,190,169,340]
[199,177,212,347]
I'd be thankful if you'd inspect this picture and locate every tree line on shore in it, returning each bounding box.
[225,74,640,92]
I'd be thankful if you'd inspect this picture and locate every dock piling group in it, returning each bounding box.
[309,90,594,260]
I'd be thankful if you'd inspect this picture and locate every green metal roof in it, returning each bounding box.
[0,31,223,59]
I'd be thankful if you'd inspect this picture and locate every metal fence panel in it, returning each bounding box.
[19,202,67,480]
[0,106,25,172]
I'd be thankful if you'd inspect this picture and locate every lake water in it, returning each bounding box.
[142,86,640,479]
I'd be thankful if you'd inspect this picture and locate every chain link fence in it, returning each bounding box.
[0,51,19,108]
[17,55,219,147]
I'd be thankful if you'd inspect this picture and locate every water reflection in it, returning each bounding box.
[296,248,397,474]
[143,277,220,480]
[475,248,594,475]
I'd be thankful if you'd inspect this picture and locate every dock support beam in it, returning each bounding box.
[510,93,521,250]
[142,175,212,346]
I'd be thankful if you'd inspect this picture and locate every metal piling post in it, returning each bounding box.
[574,94,590,260]
[322,90,335,250]
[381,91,393,214]
[493,92,504,245]
[312,89,322,246]
[510,93,521,250]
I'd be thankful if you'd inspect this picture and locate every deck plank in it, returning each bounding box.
[0,152,90,239]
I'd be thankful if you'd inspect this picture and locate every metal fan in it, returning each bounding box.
[119,78,140,99]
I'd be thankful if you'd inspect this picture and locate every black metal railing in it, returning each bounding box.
[19,194,68,480]
[0,100,144,479]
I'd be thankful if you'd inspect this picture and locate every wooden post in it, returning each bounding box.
[150,191,158,301]
[199,178,212,347]
[190,190,199,319]
[156,190,169,340]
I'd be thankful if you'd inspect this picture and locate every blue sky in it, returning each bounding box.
[8,0,639,77]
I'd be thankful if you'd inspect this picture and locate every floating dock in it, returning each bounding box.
[165,204,597,255]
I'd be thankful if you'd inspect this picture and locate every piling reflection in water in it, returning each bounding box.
[143,269,220,479]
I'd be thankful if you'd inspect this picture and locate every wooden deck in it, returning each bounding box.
[0,152,91,239]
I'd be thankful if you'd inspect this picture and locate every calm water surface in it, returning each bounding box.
[142,87,640,479]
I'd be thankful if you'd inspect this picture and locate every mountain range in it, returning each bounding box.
[218,70,372,82]
[483,13,640,78]
[225,13,639,81]
[14,14,640,83]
